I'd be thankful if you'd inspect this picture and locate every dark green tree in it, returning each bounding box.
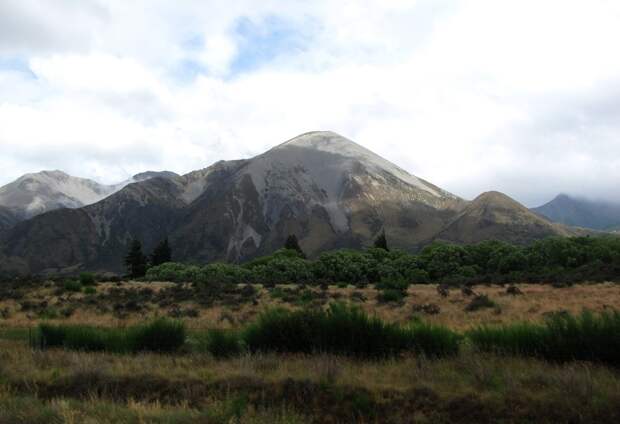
[284,234,306,258]
[373,229,389,251]
[150,238,172,266]
[125,238,147,278]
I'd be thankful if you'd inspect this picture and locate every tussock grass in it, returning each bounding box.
[202,328,244,358]
[468,310,620,366]
[38,318,185,354]
[239,303,459,358]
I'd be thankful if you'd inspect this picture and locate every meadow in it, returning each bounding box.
[0,277,620,422]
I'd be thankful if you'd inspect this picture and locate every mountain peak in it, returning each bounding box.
[132,171,179,182]
[266,131,456,200]
[275,131,356,152]
[472,191,519,207]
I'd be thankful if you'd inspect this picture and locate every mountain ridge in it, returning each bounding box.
[0,131,584,275]
[0,170,180,228]
[532,194,620,231]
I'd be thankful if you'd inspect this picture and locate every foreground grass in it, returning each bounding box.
[0,338,619,423]
[0,388,305,424]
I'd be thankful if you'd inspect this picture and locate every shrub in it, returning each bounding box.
[406,322,461,357]
[203,329,244,358]
[313,250,375,285]
[83,286,96,295]
[242,303,457,358]
[377,289,405,303]
[63,280,82,292]
[37,318,185,354]
[464,294,496,312]
[131,318,186,353]
[467,310,620,366]
[245,250,313,285]
[375,277,409,291]
[79,272,96,286]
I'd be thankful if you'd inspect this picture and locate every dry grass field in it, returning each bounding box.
[1,281,619,330]
[1,281,619,423]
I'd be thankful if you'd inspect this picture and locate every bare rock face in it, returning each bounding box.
[0,131,581,275]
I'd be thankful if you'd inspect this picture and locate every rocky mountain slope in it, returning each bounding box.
[0,206,17,233]
[0,131,580,275]
[532,194,620,231]
[0,170,178,228]
[436,191,579,245]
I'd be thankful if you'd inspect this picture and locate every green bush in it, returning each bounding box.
[241,303,458,358]
[245,249,313,285]
[464,294,497,312]
[132,319,186,353]
[79,272,96,286]
[468,310,620,366]
[37,318,185,354]
[407,322,461,357]
[198,263,250,286]
[63,280,82,292]
[313,250,375,285]
[83,286,96,295]
[203,329,244,358]
[377,288,405,303]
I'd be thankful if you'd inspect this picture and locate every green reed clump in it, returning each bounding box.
[202,328,244,358]
[242,303,459,358]
[468,310,620,366]
[406,322,461,357]
[37,318,185,354]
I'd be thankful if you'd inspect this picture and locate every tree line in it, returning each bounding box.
[132,233,620,286]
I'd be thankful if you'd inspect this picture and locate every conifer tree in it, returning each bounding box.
[150,238,172,266]
[125,238,147,278]
[373,229,389,251]
[284,234,306,258]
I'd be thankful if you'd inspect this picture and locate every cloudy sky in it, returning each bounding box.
[1,0,619,206]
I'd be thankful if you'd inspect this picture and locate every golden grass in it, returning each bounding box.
[2,281,619,332]
[0,337,619,423]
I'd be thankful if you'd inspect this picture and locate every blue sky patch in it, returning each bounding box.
[229,15,311,75]
[0,55,37,79]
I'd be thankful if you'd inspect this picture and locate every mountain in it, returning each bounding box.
[171,131,465,263]
[532,194,620,231]
[0,170,178,229]
[0,131,580,275]
[0,206,17,233]
[436,191,579,245]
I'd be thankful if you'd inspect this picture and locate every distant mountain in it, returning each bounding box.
[532,194,620,231]
[0,170,179,229]
[0,131,581,275]
[437,191,580,245]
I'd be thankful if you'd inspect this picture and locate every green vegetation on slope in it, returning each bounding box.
[145,236,620,286]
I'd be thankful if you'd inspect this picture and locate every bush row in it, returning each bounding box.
[37,308,620,367]
[202,303,460,359]
[146,236,620,287]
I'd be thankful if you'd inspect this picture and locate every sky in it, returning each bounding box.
[1,0,620,207]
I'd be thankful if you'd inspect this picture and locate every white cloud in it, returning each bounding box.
[1,0,620,206]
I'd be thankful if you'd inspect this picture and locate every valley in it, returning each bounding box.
[0,278,619,423]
